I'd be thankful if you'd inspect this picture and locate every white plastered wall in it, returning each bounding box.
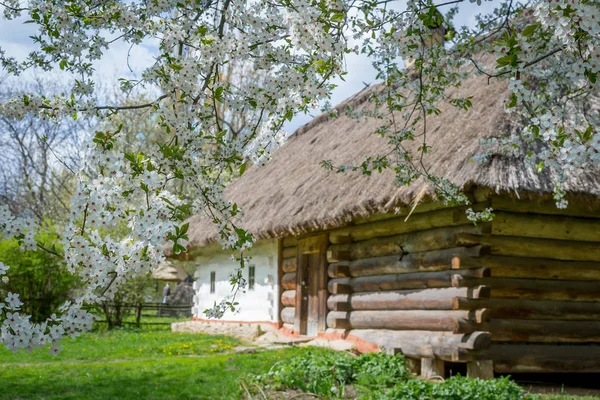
[191,239,279,322]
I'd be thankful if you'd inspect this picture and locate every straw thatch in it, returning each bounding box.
[152,262,189,281]
[184,67,600,249]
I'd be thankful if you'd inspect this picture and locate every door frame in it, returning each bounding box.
[294,234,329,335]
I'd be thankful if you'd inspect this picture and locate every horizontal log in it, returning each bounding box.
[491,196,600,219]
[328,268,490,293]
[453,298,600,320]
[482,344,600,373]
[492,212,600,242]
[334,234,353,244]
[282,257,297,273]
[352,202,463,225]
[328,318,351,330]
[329,207,474,244]
[346,246,485,277]
[327,310,475,333]
[455,321,486,335]
[327,249,351,263]
[327,286,491,312]
[493,289,600,302]
[330,300,351,312]
[451,271,492,288]
[328,225,483,261]
[471,309,489,324]
[349,329,492,361]
[281,272,296,290]
[282,246,297,259]
[280,307,295,325]
[328,262,350,278]
[330,282,352,294]
[282,237,298,248]
[489,319,600,343]
[461,255,600,281]
[457,234,600,261]
[481,278,600,301]
[281,290,296,307]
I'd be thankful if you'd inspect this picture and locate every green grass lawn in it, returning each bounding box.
[0,325,304,400]
[1,325,599,400]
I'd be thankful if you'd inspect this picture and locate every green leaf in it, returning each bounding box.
[507,92,518,108]
[331,12,345,23]
[239,162,247,176]
[284,109,293,121]
[180,222,189,235]
[522,23,540,37]
[585,69,597,84]
[496,55,512,67]
[214,86,224,102]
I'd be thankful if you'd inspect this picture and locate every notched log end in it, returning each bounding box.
[459,331,492,350]
[327,249,351,262]
[331,282,352,294]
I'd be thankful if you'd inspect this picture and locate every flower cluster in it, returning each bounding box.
[0,205,36,251]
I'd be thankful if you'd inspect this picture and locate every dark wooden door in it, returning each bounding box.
[295,235,328,336]
[306,253,321,336]
[297,254,309,335]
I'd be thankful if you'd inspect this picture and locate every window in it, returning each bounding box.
[248,265,255,290]
[210,271,216,294]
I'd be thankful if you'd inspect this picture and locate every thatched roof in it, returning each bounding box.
[152,262,189,281]
[183,67,600,249]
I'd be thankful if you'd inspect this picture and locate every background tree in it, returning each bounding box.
[0,76,83,223]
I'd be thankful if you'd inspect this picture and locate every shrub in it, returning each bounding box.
[0,229,78,322]
[253,350,526,399]
[253,349,411,397]
[383,376,524,400]
[353,352,411,390]
[255,348,352,396]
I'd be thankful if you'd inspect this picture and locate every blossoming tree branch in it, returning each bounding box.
[0,0,598,352]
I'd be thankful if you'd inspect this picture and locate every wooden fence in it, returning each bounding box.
[97,302,193,327]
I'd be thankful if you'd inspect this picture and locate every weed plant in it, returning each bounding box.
[251,349,593,400]
[381,376,524,400]
[253,348,410,397]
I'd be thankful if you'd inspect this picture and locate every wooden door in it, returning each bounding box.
[306,253,321,336]
[295,235,328,336]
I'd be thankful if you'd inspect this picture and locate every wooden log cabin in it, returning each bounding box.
[171,70,600,378]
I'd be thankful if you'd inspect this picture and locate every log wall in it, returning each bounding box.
[278,194,600,374]
[279,239,297,327]
[456,195,600,372]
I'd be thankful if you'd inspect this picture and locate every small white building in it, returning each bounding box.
[187,239,279,323]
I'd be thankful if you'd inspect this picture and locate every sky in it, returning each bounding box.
[0,1,498,133]
[284,1,498,132]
